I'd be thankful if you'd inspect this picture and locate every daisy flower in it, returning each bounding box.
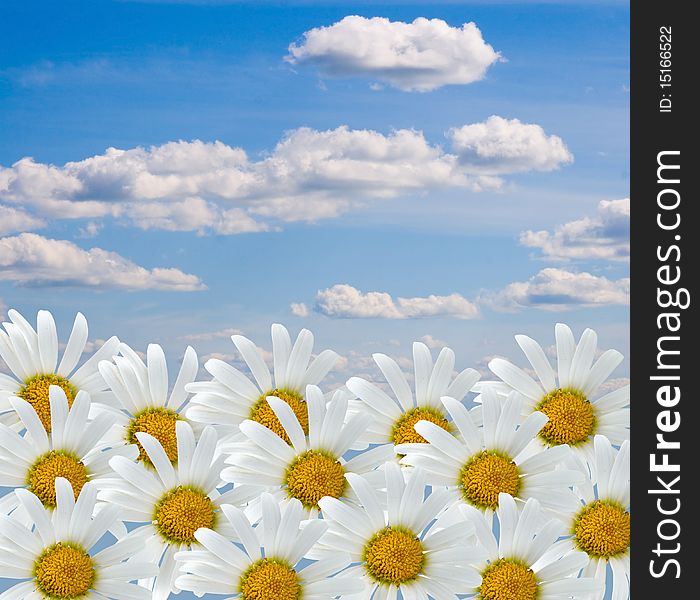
[185,324,339,443]
[101,421,256,600]
[459,492,601,600]
[346,341,481,450]
[0,478,157,600]
[397,390,583,519]
[0,309,119,432]
[175,492,363,599]
[97,342,199,465]
[0,386,135,516]
[222,385,393,517]
[548,435,630,600]
[313,461,484,599]
[486,323,629,468]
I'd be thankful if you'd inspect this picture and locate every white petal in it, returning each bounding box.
[374,353,413,412]
[37,310,58,374]
[285,328,314,391]
[569,328,598,390]
[221,504,261,561]
[582,349,624,397]
[413,342,433,406]
[271,324,292,389]
[267,396,306,453]
[303,349,339,387]
[515,334,556,392]
[489,358,543,401]
[445,368,481,403]
[136,431,177,489]
[555,323,576,388]
[441,396,481,455]
[231,334,272,393]
[426,347,455,407]
[205,359,259,400]
[70,336,120,387]
[168,346,198,411]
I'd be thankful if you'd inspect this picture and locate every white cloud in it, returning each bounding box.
[420,334,448,349]
[481,268,629,312]
[286,16,500,92]
[520,198,630,261]
[448,116,573,173]
[76,221,102,239]
[1,121,572,235]
[290,302,310,317]
[0,205,45,235]
[311,284,480,320]
[0,233,205,291]
[180,327,243,342]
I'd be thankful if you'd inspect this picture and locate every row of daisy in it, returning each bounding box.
[0,309,629,600]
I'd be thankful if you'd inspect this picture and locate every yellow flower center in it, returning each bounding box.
[19,374,77,433]
[479,559,538,600]
[364,527,424,586]
[27,451,88,508]
[285,450,346,508]
[574,500,630,559]
[459,451,520,511]
[391,406,452,445]
[240,559,301,600]
[250,389,309,444]
[154,486,216,544]
[536,388,596,446]
[34,542,94,599]
[126,407,181,464]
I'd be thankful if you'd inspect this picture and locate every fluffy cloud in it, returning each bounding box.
[481,268,629,312]
[286,16,500,92]
[0,233,205,291]
[290,302,310,317]
[520,198,630,261]
[310,284,480,320]
[1,121,572,235]
[448,116,573,173]
[0,205,45,235]
[420,334,448,349]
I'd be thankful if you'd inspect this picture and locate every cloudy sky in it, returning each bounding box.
[0,1,629,386]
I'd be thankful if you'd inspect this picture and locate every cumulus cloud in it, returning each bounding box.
[290,302,310,317]
[0,121,572,235]
[481,268,629,312]
[520,198,630,261]
[0,233,205,291]
[420,334,448,349]
[448,116,573,173]
[310,284,480,320]
[0,204,45,235]
[286,16,500,92]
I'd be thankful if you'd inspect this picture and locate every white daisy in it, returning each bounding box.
[175,492,363,599]
[0,478,157,600]
[346,341,481,451]
[96,342,199,465]
[485,323,629,468]
[459,492,601,600]
[547,435,630,600]
[221,385,393,517]
[100,421,257,600]
[313,461,484,599]
[185,324,339,443]
[0,386,135,516]
[0,309,119,432]
[397,390,583,519]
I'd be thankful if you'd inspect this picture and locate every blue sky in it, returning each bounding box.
[0,0,629,386]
